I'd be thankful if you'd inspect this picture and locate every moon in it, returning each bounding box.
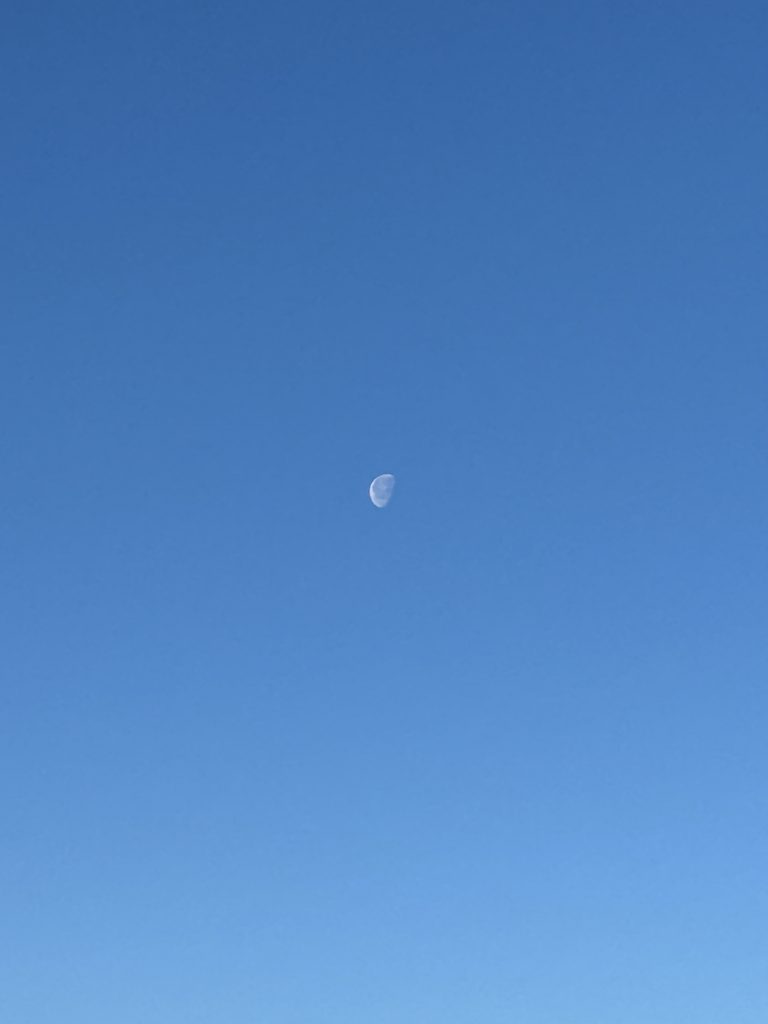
[369,473,395,508]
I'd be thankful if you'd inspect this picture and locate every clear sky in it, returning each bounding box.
[2,3,767,1021]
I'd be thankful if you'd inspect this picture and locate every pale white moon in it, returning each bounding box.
[369,473,395,508]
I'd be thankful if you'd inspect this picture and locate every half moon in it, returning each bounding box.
[369,473,395,508]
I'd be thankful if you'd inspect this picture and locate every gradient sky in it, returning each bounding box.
[2,3,767,1021]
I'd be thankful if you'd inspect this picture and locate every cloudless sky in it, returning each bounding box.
[2,2,767,1021]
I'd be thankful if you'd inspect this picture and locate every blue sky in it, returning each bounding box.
[2,2,767,1021]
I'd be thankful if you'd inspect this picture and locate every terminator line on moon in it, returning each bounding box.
[369,474,395,508]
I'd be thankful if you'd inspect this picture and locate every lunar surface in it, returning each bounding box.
[369,473,395,508]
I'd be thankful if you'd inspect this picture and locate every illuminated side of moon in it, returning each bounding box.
[369,473,395,508]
